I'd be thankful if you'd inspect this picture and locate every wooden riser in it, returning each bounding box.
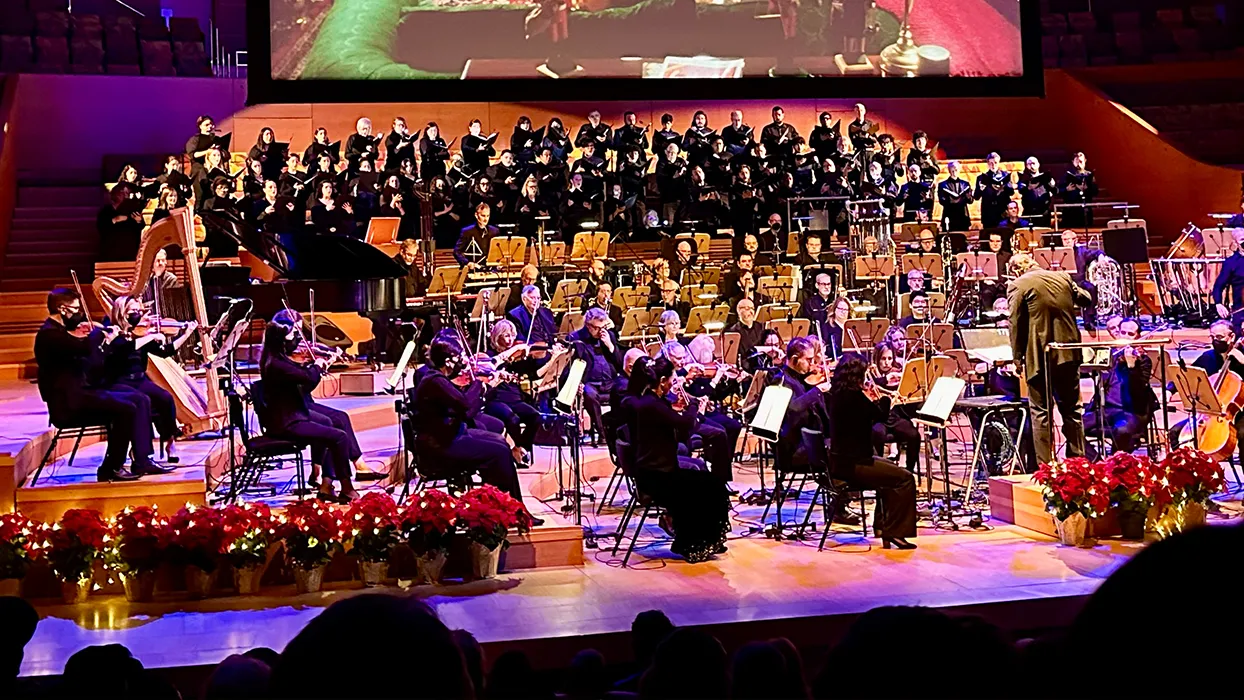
[16,475,208,523]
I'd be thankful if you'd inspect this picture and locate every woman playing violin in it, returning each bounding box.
[619,356,730,563]
[866,341,921,473]
[105,295,198,463]
[660,340,736,487]
[484,320,541,465]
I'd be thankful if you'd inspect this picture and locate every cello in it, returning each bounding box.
[1193,344,1244,460]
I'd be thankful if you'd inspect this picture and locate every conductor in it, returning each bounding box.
[1007,253,1093,465]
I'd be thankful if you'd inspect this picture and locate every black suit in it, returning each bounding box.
[34,320,154,473]
[508,304,557,346]
[453,223,499,266]
[1008,269,1093,464]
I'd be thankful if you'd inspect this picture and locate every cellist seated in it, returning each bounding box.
[1083,318,1156,459]
[1167,320,1244,461]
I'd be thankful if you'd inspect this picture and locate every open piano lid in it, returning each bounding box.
[197,209,406,280]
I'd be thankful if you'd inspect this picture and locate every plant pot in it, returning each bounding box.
[185,566,217,599]
[469,541,501,580]
[1116,507,1147,540]
[233,565,263,595]
[120,570,157,602]
[61,578,91,604]
[294,564,327,594]
[1053,512,1088,547]
[415,550,448,585]
[359,560,389,587]
[1154,500,1208,539]
[0,578,20,597]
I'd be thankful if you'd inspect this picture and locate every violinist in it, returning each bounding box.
[34,287,160,482]
[484,320,541,465]
[568,307,625,442]
[826,356,919,549]
[867,342,921,473]
[1082,318,1157,458]
[774,337,833,468]
[508,284,557,347]
[413,334,529,506]
[661,341,736,488]
[619,355,730,563]
[105,296,197,464]
[259,317,359,503]
[657,309,684,346]
[685,334,744,487]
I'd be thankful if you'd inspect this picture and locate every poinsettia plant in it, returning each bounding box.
[278,501,344,570]
[105,506,168,574]
[401,489,459,556]
[1034,457,1110,521]
[1102,452,1158,512]
[1153,447,1225,508]
[456,485,532,551]
[166,505,225,573]
[46,509,109,584]
[0,512,39,580]
[345,493,400,563]
[220,503,276,570]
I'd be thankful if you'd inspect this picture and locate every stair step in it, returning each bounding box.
[13,206,99,221]
[0,333,37,351]
[18,169,104,187]
[0,264,82,279]
[6,252,99,266]
[10,219,99,231]
[17,186,104,209]
[0,291,52,305]
[4,240,93,255]
[6,229,98,244]
[0,346,36,363]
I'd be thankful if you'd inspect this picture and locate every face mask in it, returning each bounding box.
[127,312,143,327]
[1213,339,1231,354]
[63,310,86,330]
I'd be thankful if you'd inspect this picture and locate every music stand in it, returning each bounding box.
[758,275,796,303]
[552,278,588,312]
[765,319,809,344]
[756,303,794,324]
[1204,226,1233,258]
[533,241,568,267]
[941,348,975,378]
[468,288,495,322]
[854,254,895,280]
[902,253,943,279]
[364,217,401,247]
[895,356,957,405]
[913,375,971,525]
[386,340,418,390]
[1166,364,1220,450]
[570,231,609,261]
[905,323,955,352]
[487,288,511,317]
[897,222,941,244]
[620,308,660,340]
[1034,246,1076,272]
[844,318,890,348]
[681,283,719,305]
[686,305,728,335]
[715,332,741,365]
[613,286,648,309]
[750,383,793,442]
[427,265,467,315]
[954,252,999,281]
[559,311,585,335]
[486,236,527,270]
[755,264,795,278]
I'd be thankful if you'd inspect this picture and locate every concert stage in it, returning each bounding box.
[4,365,1242,679]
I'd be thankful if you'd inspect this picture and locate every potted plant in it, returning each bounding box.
[400,489,458,585]
[346,493,400,587]
[278,501,344,594]
[45,509,108,603]
[456,485,532,579]
[106,506,168,602]
[1033,457,1109,546]
[1152,447,1225,538]
[167,505,225,598]
[0,512,39,597]
[221,503,276,595]
[1102,452,1156,540]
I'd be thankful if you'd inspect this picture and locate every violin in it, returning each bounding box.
[131,317,195,337]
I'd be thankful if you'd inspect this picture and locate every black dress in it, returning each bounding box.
[825,388,917,539]
[622,393,730,562]
[103,335,180,441]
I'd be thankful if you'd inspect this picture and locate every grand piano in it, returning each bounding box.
[197,210,407,322]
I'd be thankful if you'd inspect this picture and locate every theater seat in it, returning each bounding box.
[35,11,69,38]
[137,17,170,42]
[0,34,34,72]
[28,0,71,11]
[169,17,204,43]
[71,36,105,73]
[140,39,176,76]
[0,9,35,37]
[71,14,104,41]
[174,40,212,77]
[33,35,69,73]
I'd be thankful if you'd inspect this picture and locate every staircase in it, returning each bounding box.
[0,180,101,378]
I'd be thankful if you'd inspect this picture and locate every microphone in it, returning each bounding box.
[212,295,245,303]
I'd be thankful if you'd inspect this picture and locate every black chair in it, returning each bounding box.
[219,380,307,504]
[610,432,668,567]
[795,428,860,551]
[29,420,110,486]
[761,436,819,539]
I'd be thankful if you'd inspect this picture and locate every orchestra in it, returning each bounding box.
[61,102,1240,565]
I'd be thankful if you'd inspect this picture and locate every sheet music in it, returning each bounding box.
[916,377,967,425]
[750,384,793,441]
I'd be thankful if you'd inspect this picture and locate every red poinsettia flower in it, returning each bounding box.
[50,509,109,551]
[166,505,226,555]
[220,503,275,550]
[1154,447,1225,507]
[401,489,459,536]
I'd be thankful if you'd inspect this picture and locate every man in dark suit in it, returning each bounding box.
[567,307,625,440]
[1007,253,1093,465]
[33,287,165,482]
[453,202,498,266]
[508,284,557,346]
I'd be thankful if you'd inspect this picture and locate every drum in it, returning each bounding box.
[1166,225,1204,259]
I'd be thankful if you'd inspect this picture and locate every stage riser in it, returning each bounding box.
[987,475,1121,538]
[15,481,207,524]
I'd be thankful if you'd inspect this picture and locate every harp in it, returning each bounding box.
[92,207,226,436]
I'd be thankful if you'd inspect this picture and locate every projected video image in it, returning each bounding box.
[270,0,1024,81]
